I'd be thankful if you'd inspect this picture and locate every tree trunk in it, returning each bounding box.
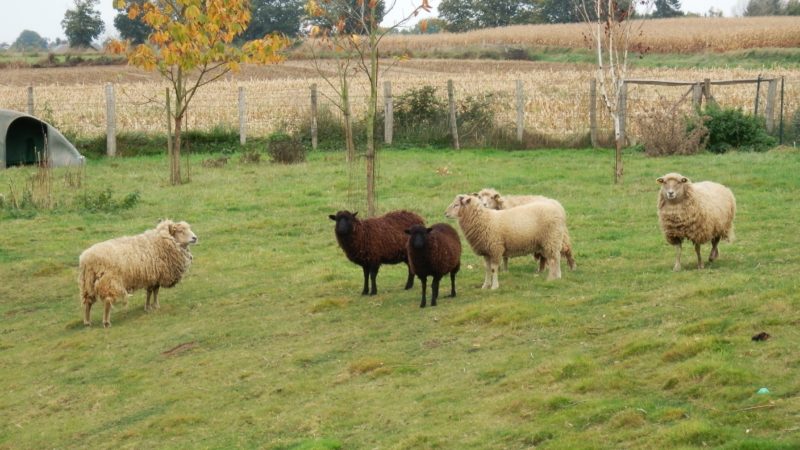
[172,114,183,185]
[613,114,623,184]
[365,38,379,217]
[342,76,355,163]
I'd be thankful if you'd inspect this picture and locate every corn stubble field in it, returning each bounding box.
[1,147,800,448]
[2,16,800,449]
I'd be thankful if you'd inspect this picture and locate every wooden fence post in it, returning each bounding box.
[27,86,34,115]
[238,87,246,145]
[105,83,116,157]
[619,81,627,146]
[589,79,597,147]
[765,78,778,133]
[703,78,715,106]
[515,80,524,142]
[384,81,393,145]
[692,83,703,109]
[448,80,459,150]
[310,84,318,151]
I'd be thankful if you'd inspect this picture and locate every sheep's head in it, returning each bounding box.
[657,173,691,202]
[405,224,432,250]
[329,210,357,236]
[444,195,466,218]
[477,188,502,210]
[169,221,198,247]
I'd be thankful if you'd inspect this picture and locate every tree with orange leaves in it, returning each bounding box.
[108,0,289,185]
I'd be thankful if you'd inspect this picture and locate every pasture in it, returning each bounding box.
[1,147,799,448]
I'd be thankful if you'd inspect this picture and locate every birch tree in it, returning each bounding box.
[580,0,650,184]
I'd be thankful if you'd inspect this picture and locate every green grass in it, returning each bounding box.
[396,46,800,69]
[1,146,800,448]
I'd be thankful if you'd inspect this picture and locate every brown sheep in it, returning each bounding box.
[329,210,424,295]
[405,223,462,308]
[79,220,197,328]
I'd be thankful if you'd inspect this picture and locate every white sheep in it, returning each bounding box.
[477,187,576,272]
[657,173,736,271]
[445,194,566,289]
[78,219,198,327]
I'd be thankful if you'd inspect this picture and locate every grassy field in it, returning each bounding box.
[1,147,800,449]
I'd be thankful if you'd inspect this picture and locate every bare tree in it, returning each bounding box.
[308,0,432,215]
[580,0,651,184]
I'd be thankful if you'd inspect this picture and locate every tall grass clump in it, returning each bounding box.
[267,131,306,164]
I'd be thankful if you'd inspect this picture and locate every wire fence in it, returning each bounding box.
[1,72,798,150]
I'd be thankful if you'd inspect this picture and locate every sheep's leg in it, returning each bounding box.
[481,256,492,289]
[430,276,442,307]
[360,266,370,295]
[449,265,459,298]
[419,276,428,308]
[82,295,94,326]
[709,237,721,262]
[369,265,380,296]
[152,286,160,309]
[672,243,682,272]
[103,300,112,328]
[404,264,415,290]
[536,254,546,273]
[489,257,500,290]
[694,243,704,269]
[502,256,509,272]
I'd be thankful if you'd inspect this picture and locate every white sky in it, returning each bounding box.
[0,0,746,46]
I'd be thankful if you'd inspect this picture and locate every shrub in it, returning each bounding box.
[268,132,306,164]
[790,107,800,143]
[703,105,776,153]
[457,92,503,147]
[79,188,140,213]
[638,96,708,156]
[392,86,450,146]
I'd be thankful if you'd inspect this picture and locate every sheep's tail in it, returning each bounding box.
[78,262,97,304]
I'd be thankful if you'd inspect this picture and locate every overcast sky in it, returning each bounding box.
[0,0,747,46]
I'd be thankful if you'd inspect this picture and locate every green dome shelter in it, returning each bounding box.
[0,109,85,169]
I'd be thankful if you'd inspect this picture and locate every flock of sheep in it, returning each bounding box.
[77,172,736,326]
[328,172,736,308]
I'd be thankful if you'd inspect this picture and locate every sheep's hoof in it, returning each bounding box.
[83,322,91,327]
[103,322,111,328]
[672,264,681,272]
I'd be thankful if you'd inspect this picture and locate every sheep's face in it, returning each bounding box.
[657,173,690,202]
[444,195,465,219]
[405,224,432,250]
[477,188,501,210]
[169,221,198,247]
[329,211,357,236]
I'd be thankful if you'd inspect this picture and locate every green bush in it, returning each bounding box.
[268,132,306,164]
[703,105,776,153]
[79,188,140,213]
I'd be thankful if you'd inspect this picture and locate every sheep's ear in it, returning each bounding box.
[426,227,434,233]
[168,223,177,235]
[493,194,500,200]
[680,177,689,183]
[353,212,358,218]
[329,214,336,221]
[656,177,664,184]
[404,229,412,235]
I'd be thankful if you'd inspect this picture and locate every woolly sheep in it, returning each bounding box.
[79,219,197,328]
[657,173,736,271]
[405,223,462,308]
[445,194,566,289]
[477,187,576,272]
[329,209,424,295]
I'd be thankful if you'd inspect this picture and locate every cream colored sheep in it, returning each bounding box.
[657,173,736,271]
[445,194,566,289]
[79,220,197,328]
[477,188,576,272]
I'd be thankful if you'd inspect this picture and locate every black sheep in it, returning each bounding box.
[329,210,425,296]
[405,223,462,308]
